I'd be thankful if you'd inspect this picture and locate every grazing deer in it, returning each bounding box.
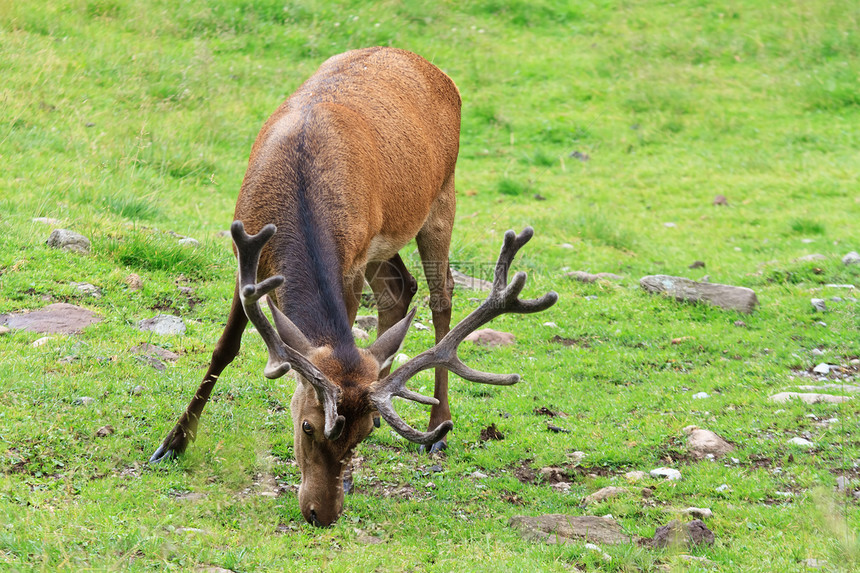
[149,47,557,526]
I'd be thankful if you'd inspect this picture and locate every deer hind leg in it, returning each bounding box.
[149,281,248,463]
[415,177,456,454]
[365,254,418,376]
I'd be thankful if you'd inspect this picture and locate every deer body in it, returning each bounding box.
[150,47,557,527]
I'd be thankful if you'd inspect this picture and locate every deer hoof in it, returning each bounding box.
[419,440,447,455]
[148,426,190,464]
[148,443,178,464]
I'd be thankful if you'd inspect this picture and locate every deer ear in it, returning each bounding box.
[368,307,417,373]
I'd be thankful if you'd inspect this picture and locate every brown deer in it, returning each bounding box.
[149,47,557,526]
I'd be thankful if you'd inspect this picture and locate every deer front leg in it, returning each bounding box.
[149,282,247,463]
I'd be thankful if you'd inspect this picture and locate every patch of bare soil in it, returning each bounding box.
[479,423,504,441]
[550,335,591,348]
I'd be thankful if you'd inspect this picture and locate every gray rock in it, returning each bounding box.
[640,275,759,313]
[96,425,114,437]
[650,467,682,480]
[787,437,814,448]
[811,298,827,312]
[795,384,860,393]
[71,282,101,297]
[137,314,186,336]
[74,396,95,406]
[713,195,728,206]
[811,348,825,357]
[800,558,829,569]
[769,392,851,404]
[650,519,715,549]
[47,229,91,254]
[178,237,200,248]
[680,507,713,519]
[464,328,515,347]
[352,326,369,341]
[567,271,623,283]
[843,251,860,266]
[692,392,710,400]
[624,470,648,482]
[813,363,831,375]
[31,336,54,347]
[583,486,629,505]
[0,303,102,334]
[835,476,850,493]
[130,385,145,396]
[451,268,493,292]
[510,514,633,546]
[354,315,378,331]
[130,343,180,362]
[686,427,734,459]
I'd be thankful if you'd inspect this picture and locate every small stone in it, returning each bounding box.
[413,322,430,331]
[96,425,115,437]
[425,481,436,489]
[566,451,586,464]
[31,336,54,347]
[550,482,571,493]
[842,251,860,266]
[650,467,682,480]
[624,470,648,482]
[680,507,713,519]
[769,392,850,404]
[137,314,186,336]
[130,385,145,396]
[464,328,515,347]
[688,260,705,269]
[430,465,443,473]
[583,542,611,561]
[352,326,369,341]
[692,392,709,399]
[542,321,558,328]
[734,320,747,327]
[811,298,827,312]
[813,363,831,375]
[816,321,827,327]
[835,476,850,492]
[640,275,758,313]
[583,486,628,505]
[178,237,200,248]
[560,243,575,249]
[712,195,728,206]
[47,229,91,254]
[811,348,825,357]
[566,271,623,283]
[715,484,730,492]
[664,222,677,228]
[686,428,734,459]
[731,457,740,464]
[394,353,409,367]
[801,558,829,569]
[470,471,488,479]
[354,315,377,331]
[71,282,101,297]
[788,437,814,448]
[74,396,95,406]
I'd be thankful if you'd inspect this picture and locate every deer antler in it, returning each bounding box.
[369,227,558,445]
[232,220,345,441]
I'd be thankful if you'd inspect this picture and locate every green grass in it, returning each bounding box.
[1,0,859,571]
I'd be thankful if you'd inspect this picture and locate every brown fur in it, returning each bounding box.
[152,47,462,526]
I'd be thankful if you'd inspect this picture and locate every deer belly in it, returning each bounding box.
[366,234,403,263]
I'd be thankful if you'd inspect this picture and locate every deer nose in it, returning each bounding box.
[309,509,323,527]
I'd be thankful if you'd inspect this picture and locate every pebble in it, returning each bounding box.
[583,486,629,505]
[692,392,709,399]
[812,363,831,375]
[715,484,730,492]
[47,229,91,254]
[96,425,114,437]
[125,273,143,291]
[624,470,648,482]
[352,326,369,341]
[130,385,145,396]
[542,321,558,328]
[650,467,682,481]
[470,471,488,479]
[74,396,95,406]
[550,482,571,493]
[31,336,55,347]
[71,282,101,297]
[32,217,61,225]
[137,314,187,336]
[663,222,677,228]
[811,348,825,357]
[787,437,814,448]
[583,543,611,561]
[810,298,827,312]
[413,322,430,331]
[842,251,860,265]
[560,243,574,249]
[394,353,409,367]
[835,476,850,492]
[680,507,713,519]
[178,237,200,248]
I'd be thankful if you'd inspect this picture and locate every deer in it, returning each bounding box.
[148,47,558,526]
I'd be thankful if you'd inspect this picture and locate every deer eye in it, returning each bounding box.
[302,420,313,435]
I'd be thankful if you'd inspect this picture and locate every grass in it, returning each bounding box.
[1,0,859,571]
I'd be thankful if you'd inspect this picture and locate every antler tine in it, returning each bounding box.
[369,227,558,445]
[231,220,345,441]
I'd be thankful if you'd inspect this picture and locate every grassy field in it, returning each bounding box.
[1,0,859,571]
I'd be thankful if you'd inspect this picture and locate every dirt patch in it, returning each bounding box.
[514,461,537,484]
[0,303,101,334]
[479,423,504,441]
[550,335,591,348]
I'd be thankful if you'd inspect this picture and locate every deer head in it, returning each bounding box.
[231,220,557,526]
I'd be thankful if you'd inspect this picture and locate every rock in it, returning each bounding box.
[624,470,648,482]
[74,396,95,406]
[811,348,825,357]
[550,482,571,493]
[664,222,677,228]
[842,252,860,266]
[835,476,850,493]
[0,303,102,334]
[125,273,143,291]
[510,514,633,546]
[650,519,715,549]
[566,271,623,283]
[686,428,734,459]
[31,336,54,347]
[715,484,730,492]
[713,195,728,206]
[32,217,61,226]
[0,325,9,335]
[583,486,629,505]
[813,363,831,375]
[470,471,488,479]
[393,353,409,367]
[734,320,746,327]
[583,542,612,561]
[811,298,827,312]
[692,392,709,399]
[96,425,115,437]
[543,321,558,328]
[464,328,515,347]
[787,437,814,448]
[566,451,586,464]
[796,383,860,393]
[130,343,180,362]
[178,237,200,248]
[539,467,567,483]
[352,326,369,341]
[355,315,377,331]
[47,229,91,253]
[451,268,493,292]
[130,385,145,396]
[71,282,101,297]
[137,314,186,336]
[413,322,430,331]
[680,507,713,519]
[769,392,851,404]
[650,467,682,480]
[688,261,705,269]
[800,558,829,569]
[640,275,759,313]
